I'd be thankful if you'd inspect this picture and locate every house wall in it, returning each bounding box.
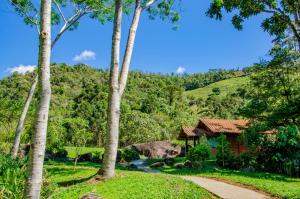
[226,134,246,154]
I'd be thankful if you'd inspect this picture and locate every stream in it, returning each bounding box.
[130,159,161,173]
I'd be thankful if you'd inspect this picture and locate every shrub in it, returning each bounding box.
[216,134,238,169]
[187,137,211,163]
[238,151,257,169]
[0,142,12,155]
[46,142,67,160]
[92,151,104,163]
[122,148,140,162]
[256,126,300,177]
[0,154,27,199]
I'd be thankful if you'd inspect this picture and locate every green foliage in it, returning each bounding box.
[206,0,300,44]
[216,134,235,168]
[65,146,104,159]
[0,155,27,199]
[256,126,300,177]
[46,142,68,160]
[187,137,211,162]
[0,64,254,148]
[240,63,300,127]
[0,142,12,155]
[121,148,140,162]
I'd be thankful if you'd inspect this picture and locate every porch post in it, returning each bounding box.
[193,137,196,147]
[185,137,188,154]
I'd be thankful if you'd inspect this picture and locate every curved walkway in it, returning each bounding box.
[181,176,271,199]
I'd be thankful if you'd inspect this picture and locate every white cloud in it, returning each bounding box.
[73,50,96,61]
[7,64,36,74]
[176,66,186,75]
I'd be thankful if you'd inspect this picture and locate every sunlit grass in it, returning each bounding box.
[159,161,300,199]
[64,146,104,159]
[45,161,216,199]
[185,76,249,98]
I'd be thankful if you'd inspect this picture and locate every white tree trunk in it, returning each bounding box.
[101,0,143,179]
[24,0,52,197]
[11,75,38,158]
[119,0,142,96]
[10,4,85,158]
[101,0,123,179]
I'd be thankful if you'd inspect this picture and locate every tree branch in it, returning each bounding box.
[143,0,158,10]
[119,0,142,96]
[51,11,86,48]
[53,0,67,23]
[9,0,40,35]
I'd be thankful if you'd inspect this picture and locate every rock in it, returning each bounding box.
[18,144,30,159]
[174,163,184,169]
[150,161,165,168]
[192,161,202,168]
[184,160,192,168]
[163,158,175,166]
[80,193,102,199]
[128,141,182,159]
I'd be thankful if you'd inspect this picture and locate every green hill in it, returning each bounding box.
[184,76,250,99]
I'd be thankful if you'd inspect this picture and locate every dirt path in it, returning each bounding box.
[181,176,271,199]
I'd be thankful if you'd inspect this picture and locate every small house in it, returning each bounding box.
[179,118,249,154]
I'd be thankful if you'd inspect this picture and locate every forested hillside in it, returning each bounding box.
[0,64,250,148]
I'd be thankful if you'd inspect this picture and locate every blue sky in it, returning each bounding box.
[0,0,273,77]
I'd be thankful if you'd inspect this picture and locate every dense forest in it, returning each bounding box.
[0,64,250,148]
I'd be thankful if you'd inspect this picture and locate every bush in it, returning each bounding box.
[187,137,211,162]
[256,126,300,177]
[0,155,55,198]
[92,151,104,163]
[216,134,238,169]
[0,142,12,155]
[122,148,140,162]
[46,143,67,160]
[0,154,27,199]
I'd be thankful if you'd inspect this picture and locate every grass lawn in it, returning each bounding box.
[65,146,104,159]
[184,76,249,99]
[44,161,216,199]
[159,163,300,199]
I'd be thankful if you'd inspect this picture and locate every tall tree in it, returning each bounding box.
[24,0,52,197]
[9,0,112,158]
[207,0,300,50]
[100,0,180,178]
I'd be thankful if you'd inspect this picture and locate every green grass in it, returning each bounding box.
[45,161,216,199]
[159,163,300,199]
[65,146,104,159]
[185,76,249,99]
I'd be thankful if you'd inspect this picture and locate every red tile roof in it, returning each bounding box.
[199,118,249,134]
[179,127,202,138]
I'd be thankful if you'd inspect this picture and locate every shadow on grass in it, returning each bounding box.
[57,173,97,187]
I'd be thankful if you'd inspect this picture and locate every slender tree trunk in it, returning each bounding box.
[11,76,38,158]
[100,0,144,179]
[101,0,123,179]
[24,0,52,197]
[10,5,84,158]
[119,1,142,96]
